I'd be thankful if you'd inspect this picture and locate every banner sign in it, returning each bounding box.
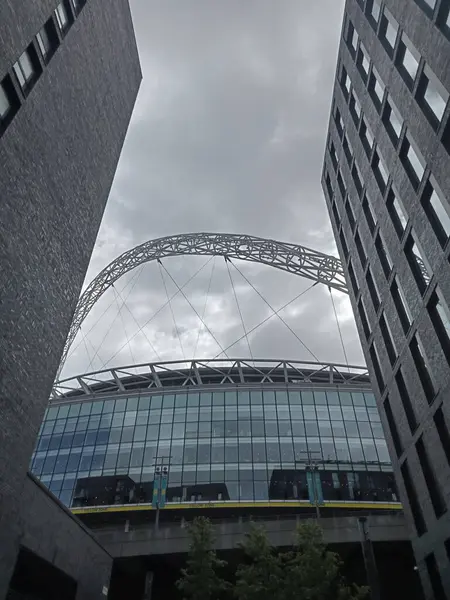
[159,476,168,508]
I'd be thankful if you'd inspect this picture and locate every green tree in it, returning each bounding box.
[235,521,368,600]
[176,517,228,600]
[234,524,284,600]
[283,521,369,600]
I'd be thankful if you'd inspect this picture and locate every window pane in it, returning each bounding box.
[420,64,449,124]
[0,83,10,118]
[398,33,419,84]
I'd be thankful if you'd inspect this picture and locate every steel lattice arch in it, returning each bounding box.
[57,232,348,380]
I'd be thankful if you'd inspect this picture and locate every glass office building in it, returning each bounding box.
[31,360,398,509]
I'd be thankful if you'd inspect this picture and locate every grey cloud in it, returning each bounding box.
[62,0,365,381]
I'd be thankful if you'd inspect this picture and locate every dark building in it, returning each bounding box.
[321,0,450,596]
[0,1,141,598]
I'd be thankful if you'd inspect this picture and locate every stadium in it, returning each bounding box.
[32,358,398,516]
[29,234,420,599]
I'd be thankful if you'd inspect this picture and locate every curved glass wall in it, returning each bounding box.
[31,386,398,508]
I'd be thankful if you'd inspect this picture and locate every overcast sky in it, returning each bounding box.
[61,0,366,381]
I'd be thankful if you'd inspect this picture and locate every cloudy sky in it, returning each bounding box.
[62,0,366,381]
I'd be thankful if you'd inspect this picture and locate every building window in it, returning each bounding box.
[332,200,341,227]
[417,436,447,517]
[415,0,437,16]
[421,176,450,248]
[368,66,385,111]
[13,49,36,92]
[387,186,408,238]
[410,334,435,403]
[416,64,449,129]
[372,149,389,193]
[345,198,356,231]
[369,342,384,391]
[384,397,403,456]
[434,407,450,467]
[355,230,368,267]
[367,0,382,28]
[348,260,359,296]
[343,133,353,166]
[325,171,333,199]
[362,193,376,234]
[360,116,375,158]
[0,78,18,131]
[391,277,412,334]
[36,19,59,64]
[396,369,418,433]
[346,19,359,55]
[349,90,362,125]
[382,95,403,146]
[340,230,349,259]
[380,7,399,54]
[396,32,420,89]
[358,299,371,339]
[437,2,450,39]
[352,162,363,196]
[337,170,346,198]
[328,137,339,170]
[55,1,72,34]
[334,104,344,137]
[341,66,352,99]
[70,0,86,14]
[375,233,393,278]
[400,134,426,190]
[357,43,370,80]
[379,313,397,366]
[425,553,446,600]
[401,461,427,535]
[366,268,380,312]
[427,289,450,365]
[405,233,432,293]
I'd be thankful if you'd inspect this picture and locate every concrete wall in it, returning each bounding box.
[93,514,409,558]
[0,0,141,596]
[12,475,113,600]
[321,0,450,595]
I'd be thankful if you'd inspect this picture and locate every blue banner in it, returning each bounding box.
[314,471,324,505]
[152,477,160,508]
[306,470,315,504]
[159,476,168,508]
[306,470,324,505]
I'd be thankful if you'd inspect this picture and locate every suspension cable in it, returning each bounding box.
[100,257,214,369]
[228,260,320,362]
[158,261,185,361]
[84,265,145,371]
[209,282,317,361]
[329,286,350,368]
[225,257,254,363]
[193,256,216,358]
[112,285,137,370]
[158,260,229,359]
[68,265,144,361]
[111,280,162,362]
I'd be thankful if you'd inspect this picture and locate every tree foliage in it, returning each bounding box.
[235,521,369,600]
[177,517,369,600]
[176,517,228,600]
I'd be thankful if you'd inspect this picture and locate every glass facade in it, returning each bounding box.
[31,384,397,508]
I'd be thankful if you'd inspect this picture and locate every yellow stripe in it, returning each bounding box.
[71,500,402,515]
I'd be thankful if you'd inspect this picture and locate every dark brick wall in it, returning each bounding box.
[12,475,113,600]
[321,0,450,596]
[0,0,141,596]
